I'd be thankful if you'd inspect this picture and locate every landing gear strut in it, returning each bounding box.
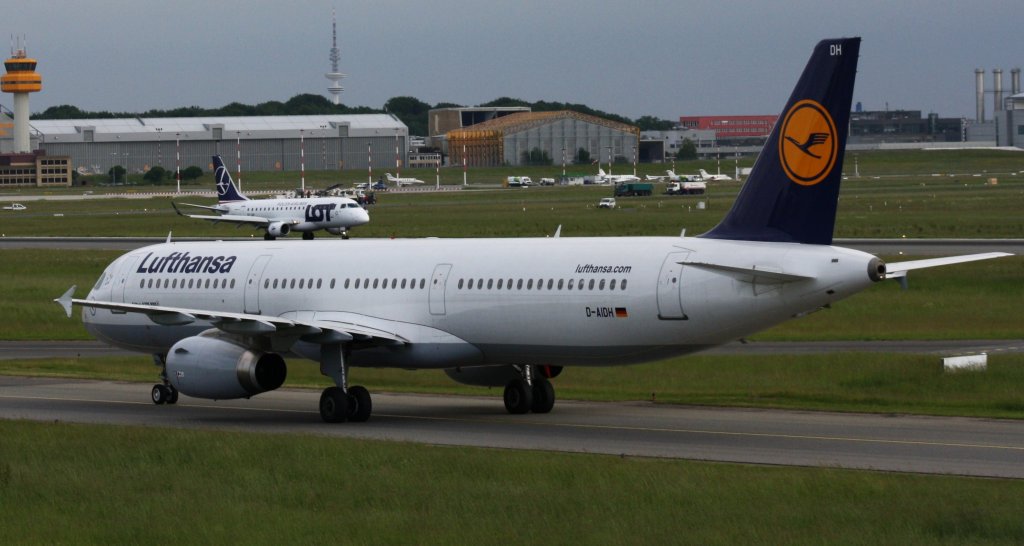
[503,365,555,415]
[318,343,372,423]
[150,354,178,405]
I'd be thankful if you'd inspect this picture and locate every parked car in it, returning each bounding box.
[2,203,26,211]
[598,197,616,209]
[372,181,388,191]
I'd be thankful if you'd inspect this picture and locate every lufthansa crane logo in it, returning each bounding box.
[779,99,838,186]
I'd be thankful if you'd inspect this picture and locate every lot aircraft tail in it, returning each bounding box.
[701,37,860,245]
[213,155,248,203]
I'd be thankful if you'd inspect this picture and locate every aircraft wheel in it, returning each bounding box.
[151,384,168,405]
[341,232,350,240]
[302,232,314,240]
[531,378,555,414]
[503,379,533,415]
[319,387,348,423]
[347,385,372,423]
[263,233,276,241]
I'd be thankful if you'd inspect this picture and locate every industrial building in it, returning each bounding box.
[446,110,639,167]
[0,114,409,185]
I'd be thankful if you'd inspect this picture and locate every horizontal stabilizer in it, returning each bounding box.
[886,252,1013,278]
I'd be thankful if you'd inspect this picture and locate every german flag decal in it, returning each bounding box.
[779,99,838,186]
[615,307,628,318]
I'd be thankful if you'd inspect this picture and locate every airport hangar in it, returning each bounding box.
[432,108,640,168]
[0,114,410,187]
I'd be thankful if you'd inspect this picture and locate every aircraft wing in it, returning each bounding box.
[171,202,290,228]
[885,252,1013,278]
[174,201,229,213]
[54,286,409,345]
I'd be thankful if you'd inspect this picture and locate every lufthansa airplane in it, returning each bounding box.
[57,38,1009,423]
[173,156,370,240]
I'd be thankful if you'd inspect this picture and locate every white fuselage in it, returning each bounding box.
[83,237,878,370]
[222,196,368,232]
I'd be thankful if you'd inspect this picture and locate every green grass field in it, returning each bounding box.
[2,149,1023,238]
[2,420,1023,545]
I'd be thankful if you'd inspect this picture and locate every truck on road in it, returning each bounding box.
[613,183,653,196]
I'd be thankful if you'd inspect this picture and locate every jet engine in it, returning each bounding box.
[266,222,291,237]
[166,331,286,399]
[444,365,562,387]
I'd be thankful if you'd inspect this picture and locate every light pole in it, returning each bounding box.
[155,127,163,168]
[299,129,305,193]
[236,131,242,192]
[320,124,327,170]
[175,132,181,193]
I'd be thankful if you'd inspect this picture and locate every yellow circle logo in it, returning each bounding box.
[778,99,837,186]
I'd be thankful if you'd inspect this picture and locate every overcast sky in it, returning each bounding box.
[6,0,1022,122]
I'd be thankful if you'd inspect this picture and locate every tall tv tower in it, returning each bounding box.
[325,9,346,105]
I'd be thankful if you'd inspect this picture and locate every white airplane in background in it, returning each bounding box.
[699,169,733,181]
[597,168,641,184]
[645,170,701,182]
[173,156,369,240]
[56,38,1010,424]
[384,173,425,186]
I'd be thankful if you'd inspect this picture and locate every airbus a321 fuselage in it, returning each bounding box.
[58,38,1009,423]
[174,155,369,240]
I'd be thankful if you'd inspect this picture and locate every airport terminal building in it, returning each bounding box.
[1,114,409,185]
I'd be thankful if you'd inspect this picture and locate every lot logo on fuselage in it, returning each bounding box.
[779,99,837,186]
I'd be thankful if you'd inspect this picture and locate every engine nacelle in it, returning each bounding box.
[325,227,345,235]
[166,332,287,400]
[266,222,291,237]
[444,365,563,387]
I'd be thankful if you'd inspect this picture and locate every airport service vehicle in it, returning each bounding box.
[614,183,653,197]
[665,181,706,195]
[597,197,617,208]
[2,203,26,211]
[506,176,533,187]
[57,38,1009,424]
[173,156,369,240]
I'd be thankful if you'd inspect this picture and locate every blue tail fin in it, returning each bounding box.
[212,155,247,203]
[700,38,860,245]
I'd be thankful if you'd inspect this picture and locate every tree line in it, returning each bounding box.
[35,94,678,136]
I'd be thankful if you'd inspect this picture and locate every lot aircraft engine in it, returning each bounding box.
[166,331,287,399]
[266,222,291,237]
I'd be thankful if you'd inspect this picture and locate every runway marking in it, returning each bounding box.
[3,392,1023,453]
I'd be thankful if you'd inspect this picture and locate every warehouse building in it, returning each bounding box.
[446,110,638,167]
[1,114,409,185]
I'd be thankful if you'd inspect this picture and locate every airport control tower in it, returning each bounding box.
[325,9,346,105]
[1,40,42,153]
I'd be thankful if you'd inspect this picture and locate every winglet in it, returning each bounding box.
[54,285,76,318]
[553,225,562,238]
[166,231,173,243]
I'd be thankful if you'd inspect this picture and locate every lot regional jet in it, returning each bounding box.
[56,38,1009,423]
[173,156,369,240]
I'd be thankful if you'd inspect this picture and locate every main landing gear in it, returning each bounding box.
[503,365,556,415]
[150,354,178,405]
[318,343,372,423]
